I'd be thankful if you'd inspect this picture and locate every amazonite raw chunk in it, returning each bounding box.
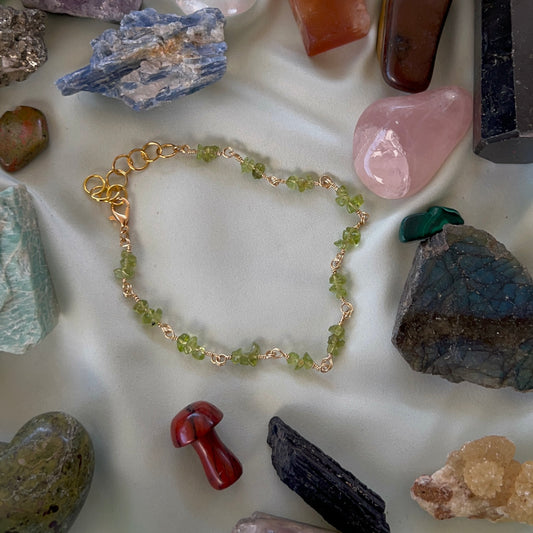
[0,186,58,354]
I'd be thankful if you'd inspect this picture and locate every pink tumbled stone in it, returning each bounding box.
[352,86,473,199]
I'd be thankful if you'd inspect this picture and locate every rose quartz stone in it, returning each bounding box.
[352,86,473,199]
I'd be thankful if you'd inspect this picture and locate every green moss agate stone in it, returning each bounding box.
[392,224,533,390]
[0,185,59,354]
[0,412,95,532]
[399,206,464,242]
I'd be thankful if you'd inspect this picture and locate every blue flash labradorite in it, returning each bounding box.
[399,206,464,242]
[392,224,533,390]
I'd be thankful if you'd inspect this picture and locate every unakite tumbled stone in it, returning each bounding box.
[399,206,464,242]
[0,412,94,533]
[0,186,58,354]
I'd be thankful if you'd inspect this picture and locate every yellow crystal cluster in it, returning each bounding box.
[411,435,533,524]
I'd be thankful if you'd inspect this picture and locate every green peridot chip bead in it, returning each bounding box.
[286,176,298,190]
[196,144,219,162]
[347,194,364,213]
[302,352,314,368]
[191,347,206,360]
[133,299,149,314]
[328,324,345,337]
[252,162,265,180]
[177,333,191,352]
[141,307,162,326]
[329,272,347,299]
[287,352,299,366]
[240,157,255,173]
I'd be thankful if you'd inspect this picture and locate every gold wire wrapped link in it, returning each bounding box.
[159,323,178,341]
[85,141,369,374]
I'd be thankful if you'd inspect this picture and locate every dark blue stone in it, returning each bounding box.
[267,416,390,533]
[473,0,533,163]
[392,224,533,390]
[56,8,227,111]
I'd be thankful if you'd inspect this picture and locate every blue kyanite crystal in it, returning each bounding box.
[392,224,533,391]
[0,186,59,354]
[56,8,227,111]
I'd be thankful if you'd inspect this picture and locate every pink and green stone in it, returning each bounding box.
[0,106,49,172]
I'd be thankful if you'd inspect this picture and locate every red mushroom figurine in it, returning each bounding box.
[170,401,243,490]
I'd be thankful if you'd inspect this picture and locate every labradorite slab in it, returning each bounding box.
[399,206,464,242]
[0,186,59,354]
[392,224,533,390]
[0,412,95,532]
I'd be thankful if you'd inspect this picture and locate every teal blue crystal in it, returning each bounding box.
[0,186,58,354]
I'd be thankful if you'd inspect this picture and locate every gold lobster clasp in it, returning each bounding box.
[109,198,130,227]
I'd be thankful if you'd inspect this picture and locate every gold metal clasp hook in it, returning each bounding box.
[109,198,130,227]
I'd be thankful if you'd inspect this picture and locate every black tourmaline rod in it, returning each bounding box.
[267,416,390,533]
[474,0,533,163]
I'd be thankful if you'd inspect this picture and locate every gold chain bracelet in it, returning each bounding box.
[83,141,368,373]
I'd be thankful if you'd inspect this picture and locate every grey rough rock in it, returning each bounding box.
[22,0,143,23]
[392,224,533,390]
[0,6,47,87]
[268,416,390,533]
[233,512,335,532]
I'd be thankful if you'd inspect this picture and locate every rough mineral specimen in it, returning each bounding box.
[352,87,472,199]
[0,412,94,532]
[377,0,453,93]
[0,6,47,87]
[233,512,335,533]
[392,224,533,390]
[56,8,227,111]
[21,0,142,23]
[0,186,59,354]
[177,0,257,17]
[412,435,533,525]
[0,106,49,172]
[288,0,370,56]
[268,416,390,533]
[474,0,533,163]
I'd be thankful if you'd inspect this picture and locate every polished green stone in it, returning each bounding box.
[0,412,94,532]
[399,206,464,242]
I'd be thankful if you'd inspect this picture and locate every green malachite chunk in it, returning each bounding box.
[399,206,464,242]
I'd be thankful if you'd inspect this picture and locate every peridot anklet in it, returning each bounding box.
[83,142,368,373]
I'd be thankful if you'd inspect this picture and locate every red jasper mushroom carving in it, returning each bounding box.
[170,401,243,490]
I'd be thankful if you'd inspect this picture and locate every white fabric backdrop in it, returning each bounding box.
[1,0,532,531]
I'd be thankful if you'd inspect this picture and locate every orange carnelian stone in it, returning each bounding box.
[288,0,370,56]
